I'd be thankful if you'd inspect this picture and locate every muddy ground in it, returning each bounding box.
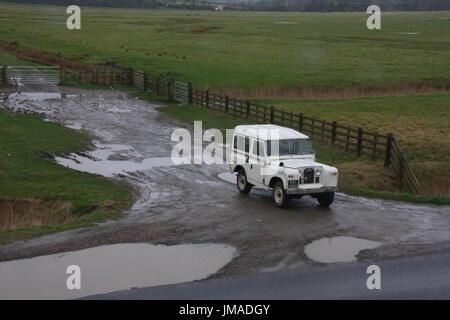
[0,87,449,278]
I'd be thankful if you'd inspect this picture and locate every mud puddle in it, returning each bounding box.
[304,237,381,263]
[55,143,176,178]
[0,243,237,299]
[7,92,76,102]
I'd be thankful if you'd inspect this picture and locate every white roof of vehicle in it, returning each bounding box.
[233,124,309,140]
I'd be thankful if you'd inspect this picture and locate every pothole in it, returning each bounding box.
[0,243,237,299]
[304,236,381,263]
[55,143,175,177]
[7,92,76,102]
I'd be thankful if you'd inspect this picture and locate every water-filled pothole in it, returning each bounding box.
[304,236,381,263]
[0,243,237,299]
[55,143,175,177]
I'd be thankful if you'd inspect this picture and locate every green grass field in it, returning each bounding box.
[0,3,449,90]
[0,109,131,243]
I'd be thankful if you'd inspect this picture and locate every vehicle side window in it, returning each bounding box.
[258,141,265,157]
[245,137,249,153]
[234,135,246,151]
[252,139,258,155]
[252,140,265,157]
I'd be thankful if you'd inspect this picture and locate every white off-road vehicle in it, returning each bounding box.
[229,124,338,207]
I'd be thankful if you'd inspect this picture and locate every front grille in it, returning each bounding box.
[303,168,315,184]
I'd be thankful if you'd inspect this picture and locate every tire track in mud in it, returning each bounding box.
[0,88,449,277]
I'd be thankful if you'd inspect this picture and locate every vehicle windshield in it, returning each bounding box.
[267,139,314,156]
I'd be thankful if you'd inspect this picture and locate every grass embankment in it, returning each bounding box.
[0,3,449,94]
[0,110,132,244]
[156,103,450,205]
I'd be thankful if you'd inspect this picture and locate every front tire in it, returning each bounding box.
[272,181,289,208]
[237,170,252,194]
[317,192,334,207]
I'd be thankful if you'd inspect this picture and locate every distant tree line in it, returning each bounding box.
[5,0,159,8]
[245,0,450,11]
[4,0,450,11]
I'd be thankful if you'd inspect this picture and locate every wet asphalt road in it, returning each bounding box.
[0,88,449,279]
[88,252,450,299]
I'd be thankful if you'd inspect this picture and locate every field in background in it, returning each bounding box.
[0,3,449,92]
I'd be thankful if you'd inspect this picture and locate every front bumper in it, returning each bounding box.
[286,185,338,195]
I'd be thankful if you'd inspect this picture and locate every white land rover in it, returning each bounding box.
[229,124,338,208]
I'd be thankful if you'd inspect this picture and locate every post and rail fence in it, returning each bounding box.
[0,65,422,194]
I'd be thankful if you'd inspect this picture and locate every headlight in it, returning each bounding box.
[315,169,321,176]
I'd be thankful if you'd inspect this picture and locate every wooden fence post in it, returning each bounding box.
[331,121,337,146]
[167,80,172,100]
[357,128,363,157]
[126,68,131,85]
[372,134,378,160]
[2,66,6,83]
[246,100,250,119]
[224,95,229,114]
[143,71,147,91]
[299,113,304,131]
[156,77,160,95]
[384,133,393,167]
[399,152,404,190]
[59,66,64,85]
[95,69,99,85]
[270,106,274,124]
[188,82,193,104]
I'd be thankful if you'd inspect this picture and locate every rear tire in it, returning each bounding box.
[317,192,334,207]
[272,181,289,208]
[237,170,252,194]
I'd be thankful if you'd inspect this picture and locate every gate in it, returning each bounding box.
[132,69,144,89]
[5,66,60,85]
[173,81,189,103]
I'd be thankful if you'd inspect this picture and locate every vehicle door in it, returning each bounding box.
[248,139,266,185]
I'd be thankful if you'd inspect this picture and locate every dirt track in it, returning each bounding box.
[0,88,449,277]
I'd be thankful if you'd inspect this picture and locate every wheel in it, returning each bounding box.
[272,181,289,208]
[317,192,334,207]
[237,170,252,194]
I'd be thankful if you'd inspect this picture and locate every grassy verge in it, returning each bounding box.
[155,103,450,205]
[0,109,132,244]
